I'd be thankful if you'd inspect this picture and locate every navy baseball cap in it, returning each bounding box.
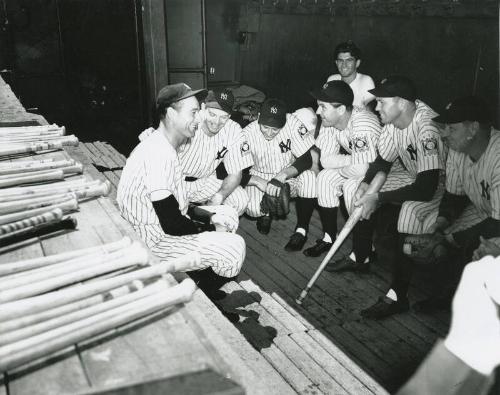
[156,83,207,110]
[433,96,491,124]
[259,98,287,128]
[310,80,354,106]
[205,89,234,114]
[369,76,417,102]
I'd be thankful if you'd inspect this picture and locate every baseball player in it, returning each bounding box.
[354,76,447,319]
[412,96,500,311]
[295,81,381,264]
[241,98,317,240]
[117,83,246,301]
[327,41,375,110]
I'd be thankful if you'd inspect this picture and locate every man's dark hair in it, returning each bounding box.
[334,41,361,60]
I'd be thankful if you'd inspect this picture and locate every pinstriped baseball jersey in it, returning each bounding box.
[445,130,500,220]
[315,107,381,165]
[242,114,314,177]
[179,119,252,177]
[377,100,445,178]
[117,129,188,247]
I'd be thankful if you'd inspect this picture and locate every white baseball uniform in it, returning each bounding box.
[327,73,375,109]
[179,118,252,215]
[117,128,245,277]
[377,100,447,234]
[242,114,316,217]
[315,107,381,212]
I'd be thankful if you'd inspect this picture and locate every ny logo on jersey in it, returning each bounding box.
[270,106,278,114]
[406,144,417,161]
[279,139,292,153]
[480,180,491,200]
[216,146,228,160]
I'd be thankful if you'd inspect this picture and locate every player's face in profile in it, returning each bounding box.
[203,107,231,136]
[316,101,342,127]
[335,52,359,78]
[173,96,201,138]
[259,124,281,140]
[375,97,400,124]
[440,122,470,152]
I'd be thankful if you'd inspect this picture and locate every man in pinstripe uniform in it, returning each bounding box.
[354,76,447,319]
[179,89,251,216]
[117,83,246,300]
[241,98,317,238]
[413,96,500,311]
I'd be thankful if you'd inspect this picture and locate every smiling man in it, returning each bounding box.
[327,41,375,110]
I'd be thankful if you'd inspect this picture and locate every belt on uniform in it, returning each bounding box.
[184,176,198,182]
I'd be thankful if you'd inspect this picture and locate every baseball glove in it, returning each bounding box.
[260,179,291,218]
[403,233,450,265]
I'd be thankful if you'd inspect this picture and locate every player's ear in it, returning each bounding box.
[470,121,480,137]
[338,105,346,115]
[355,59,361,69]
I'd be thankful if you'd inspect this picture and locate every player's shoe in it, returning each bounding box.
[284,232,307,252]
[303,239,332,257]
[256,215,272,235]
[326,256,371,273]
[360,296,409,319]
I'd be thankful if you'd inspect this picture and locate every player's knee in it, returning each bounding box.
[245,199,262,218]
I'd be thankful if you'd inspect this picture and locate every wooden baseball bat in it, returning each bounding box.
[0,216,77,247]
[0,198,77,225]
[0,178,94,198]
[0,251,200,321]
[0,278,145,334]
[0,130,63,138]
[0,279,168,346]
[0,159,75,175]
[0,193,76,215]
[0,158,55,171]
[0,236,131,277]
[0,208,63,236]
[0,169,65,188]
[0,124,64,134]
[0,134,76,144]
[296,172,387,305]
[0,243,149,303]
[0,141,64,157]
[0,279,196,372]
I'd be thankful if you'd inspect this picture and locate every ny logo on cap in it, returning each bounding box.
[323,83,329,89]
[381,78,387,84]
[220,93,228,100]
[270,106,278,114]
[446,102,452,110]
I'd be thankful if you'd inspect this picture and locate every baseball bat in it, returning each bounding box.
[296,172,387,305]
[0,198,77,225]
[0,159,75,175]
[0,193,76,215]
[0,236,131,277]
[0,279,145,334]
[0,279,168,346]
[0,178,94,198]
[0,169,65,188]
[0,216,77,247]
[0,124,64,134]
[0,243,149,303]
[0,135,77,145]
[0,141,64,157]
[0,158,55,171]
[0,208,63,236]
[0,164,82,181]
[0,279,196,372]
[0,251,200,321]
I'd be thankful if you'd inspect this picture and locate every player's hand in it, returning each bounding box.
[207,192,224,206]
[473,236,500,260]
[444,256,500,375]
[199,205,239,233]
[266,174,287,197]
[427,216,450,235]
[354,192,379,220]
[354,182,369,203]
[252,176,268,192]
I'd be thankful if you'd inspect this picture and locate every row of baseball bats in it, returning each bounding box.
[0,237,200,372]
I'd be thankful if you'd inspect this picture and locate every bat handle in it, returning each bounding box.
[295,289,309,305]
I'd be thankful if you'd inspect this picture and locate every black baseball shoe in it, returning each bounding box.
[326,256,371,273]
[284,232,307,252]
[256,216,272,235]
[360,296,409,319]
[303,239,332,257]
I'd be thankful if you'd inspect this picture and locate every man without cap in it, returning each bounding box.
[117,83,246,301]
[241,98,317,238]
[327,41,375,110]
[412,96,500,311]
[291,80,381,263]
[178,89,251,216]
[354,76,447,319]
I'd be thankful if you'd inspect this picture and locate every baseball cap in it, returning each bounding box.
[258,98,287,129]
[433,96,491,124]
[368,76,417,102]
[205,89,234,114]
[310,80,354,106]
[156,83,207,110]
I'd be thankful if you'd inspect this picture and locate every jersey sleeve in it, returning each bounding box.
[445,149,465,195]
[377,127,399,163]
[145,147,176,202]
[225,124,253,173]
[315,127,340,155]
[416,120,445,173]
[490,155,500,219]
[349,113,381,165]
[239,128,254,169]
[289,115,315,157]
